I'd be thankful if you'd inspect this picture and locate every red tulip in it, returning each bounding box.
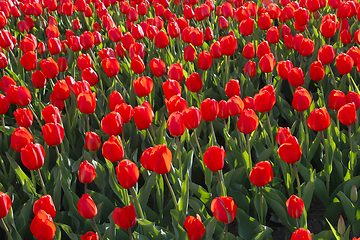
[258,12,272,30]
[276,127,292,145]
[220,34,237,56]
[82,68,99,86]
[318,45,335,65]
[58,57,68,72]
[239,18,254,36]
[85,132,101,152]
[185,72,203,93]
[210,41,222,59]
[242,42,255,59]
[149,144,172,174]
[244,60,257,78]
[77,91,96,114]
[101,111,123,136]
[347,91,360,110]
[113,202,137,229]
[278,136,302,164]
[1,76,16,93]
[9,86,32,107]
[77,194,97,219]
[254,85,276,113]
[131,55,145,74]
[115,103,133,124]
[329,90,347,110]
[33,195,56,218]
[184,214,205,240]
[53,80,70,101]
[294,8,309,26]
[299,38,314,57]
[0,191,11,218]
[288,67,304,88]
[291,228,311,240]
[116,159,139,189]
[309,61,325,81]
[338,103,357,126]
[149,58,166,77]
[102,135,124,162]
[167,112,185,137]
[292,87,312,112]
[20,51,37,71]
[237,109,259,134]
[347,47,360,66]
[81,232,99,240]
[168,63,184,82]
[0,93,9,114]
[276,60,293,80]
[78,54,93,71]
[133,76,153,97]
[20,143,45,171]
[320,16,336,38]
[140,147,153,171]
[266,26,280,44]
[14,108,33,128]
[109,91,124,111]
[249,161,274,186]
[197,50,213,70]
[11,127,33,151]
[259,53,276,73]
[225,79,240,98]
[133,102,154,130]
[39,57,59,79]
[203,146,225,172]
[189,28,204,47]
[286,195,304,218]
[227,96,244,116]
[31,70,47,88]
[200,98,219,122]
[257,41,271,59]
[182,107,202,130]
[155,30,169,49]
[184,45,196,62]
[162,79,182,100]
[30,210,56,240]
[211,196,237,224]
[102,58,120,78]
[79,160,96,184]
[42,123,64,147]
[336,53,354,75]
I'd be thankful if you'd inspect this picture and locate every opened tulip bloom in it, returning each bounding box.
[184,214,205,240]
[211,196,237,224]
[250,161,274,187]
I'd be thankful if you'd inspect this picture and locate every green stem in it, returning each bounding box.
[293,163,301,198]
[91,218,102,240]
[349,126,354,178]
[318,81,326,107]
[176,137,183,182]
[94,85,108,103]
[266,112,274,145]
[260,186,264,225]
[193,130,203,156]
[1,115,8,148]
[164,173,178,210]
[225,224,228,240]
[225,55,229,86]
[128,228,133,240]
[146,128,156,147]
[216,171,226,197]
[347,74,353,91]
[210,121,217,145]
[1,218,13,240]
[37,168,47,195]
[320,131,330,193]
[328,65,338,89]
[130,187,145,219]
[28,106,43,128]
[87,114,90,133]
[301,112,310,159]
[246,134,252,175]
[295,218,299,229]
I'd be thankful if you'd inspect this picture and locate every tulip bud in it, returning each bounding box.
[79,160,96,184]
[351,184,358,203]
[337,215,345,235]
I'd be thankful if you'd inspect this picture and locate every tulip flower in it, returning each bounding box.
[77,91,96,114]
[184,45,196,62]
[307,107,331,132]
[115,103,133,124]
[197,50,213,70]
[0,94,9,115]
[347,47,360,66]
[336,53,354,75]
[109,91,124,111]
[77,194,97,219]
[113,202,137,229]
[203,146,225,172]
[242,42,255,59]
[133,102,154,131]
[220,34,237,56]
[278,136,302,164]
[168,63,184,82]
[149,144,172,174]
[286,195,304,219]
[167,112,185,137]
[244,60,256,78]
[299,38,314,57]
[250,161,274,187]
[102,58,120,78]
[11,127,33,152]
[101,111,123,136]
[258,12,272,30]
[211,196,237,224]
[239,18,254,36]
[309,61,325,81]
[347,91,360,110]
[14,108,33,128]
[338,103,357,126]
[42,123,64,147]
[210,41,222,59]
[79,160,96,184]
[30,210,56,240]
[328,90,347,110]
[33,195,56,218]
[0,191,11,219]
[102,135,124,162]
[162,79,182,100]
[237,109,259,134]
[290,228,311,240]
[288,68,304,88]
[82,68,99,87]
[149,58,166,77]
[292,87,312,112]
[243,96,256,112]
[200,98,219,122]
[318,45,335,65]
[85,132,101,152]
[116,159,139,189]
[154,30,169,48]
[81,232,99,240]
[182,107,202,130]
[225,79,240,98]
[133,76,153,97]
[20,142,45,171]
[259,53,276,73]
[276,127,292,146]
[31,71,46,88]
[131,55,145,74]
[227,96,244,116]
[276,60,293,80]
[218,100,229,120]
[185,72,203,93]
[53,80,70,101]
[20,51,37,71]
[254,85,276,113]
[184,214,205,240]
[39,57,59,79]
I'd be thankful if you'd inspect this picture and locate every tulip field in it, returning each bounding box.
[3,0,360,239]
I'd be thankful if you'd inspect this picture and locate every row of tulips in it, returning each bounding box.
[2,0,360,239]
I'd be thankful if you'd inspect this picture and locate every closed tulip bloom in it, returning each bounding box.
[347,91,360,110]
[225,79,240,98]
[115,103,133,124]
[340,30,352,45]
[39,58,58,79]
[0,191,11,218]
[133,102,154,130]
[184,214,205,240]
[116,159,139,189]
[259,53,276,73]
[286,195,304,218]
[20,51,37,71]
[149,144,172,174]
[292,87,312,112]
[133,76,153,97]
[155,30,169,48]
[276,127,292,145]
[211,196,237,224]
[210,41,222,59]
[347,47,360,66]
[336,53,354,75]
[167,112,185,137]
[288,68,304,88]
[197,51,213,70]
[204,27,214,41]
[0,52,7,69]
[85,132,101,152]
[168,63,184,82]
[30,210,56,240]
[81,232,99,240]
[278,136,302,164]
[101,111,123,136]
[20,143,45,171]
[79,160,96,184]
[257,41,271,59]
[254,85,276,113]
[237,109,259,134]
[276,60,293,80]
[77,54,93,72]
[0,94,9,114]
[102,58,120,78]
[258,12,272,30]
[183,107,202,130]
[329,90,347,110]
[294,8,309,26]
[266,26,280,44]
[239,18,254,36]
[203,146,225,172]
[131,55,145,74]
[338,103,357,126]
[308,107,331,132]
[150,58,166,77]
[77,91,96,114]
[14,108,33,128]
[102,135,124,162]
[53,80,70,100]
[249,161,274,186]
[82,68,99,86]
[13,86,32,107]
[162,79,182,100]
[242,42,255,59]
[218,100,229,119]
[243,96,256,111]
[1,76,16,93]
[113,202,137,229]
[78,194,97,219]
[299,38,314,57]
[201,98,219,122]
[33,195,56,218]
[318,45,335,65]
[184,45,197,62]
[291,228,311,240]
[42,123,64,147]
[109,91,124,111]
[166,95,187,115]
[11,127,33,151]
[309,61,325,81]
[140,147,153,171]
[58,57,68,73]
[185,72,203,93]
[227,96,244,116]
[244,60,257,78]
[220,34,237,56]
[190,28,204,47]
[31,70,47,88]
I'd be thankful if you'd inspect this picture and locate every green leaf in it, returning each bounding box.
[338,191,356,223]
[58,223,78,240]
[236,208,261,240]
[178,172,189,215]
[137,219,174,240]
[325,218,340,240]
[138,172,156,207]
